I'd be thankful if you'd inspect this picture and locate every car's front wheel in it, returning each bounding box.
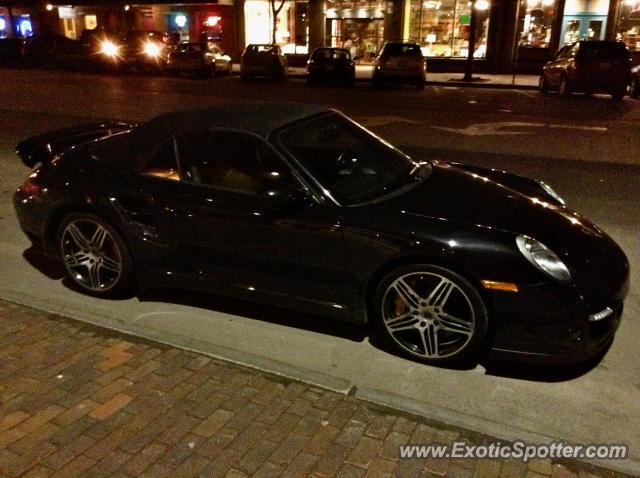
[57,213,134,297]
[630,77,640,99]
[373,264,488,364]
[559,75,572,97]
[538,75,549,94]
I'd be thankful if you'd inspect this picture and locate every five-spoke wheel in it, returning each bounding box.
[58,214,132,296]
[374,264,487,363]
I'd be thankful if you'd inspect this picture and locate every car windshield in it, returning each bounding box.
[383,43,421,56]
[277,113,431,205]
[578,42,628,60]
[313,48,350,60]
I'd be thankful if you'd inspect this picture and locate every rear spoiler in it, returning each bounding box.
[16,121,136,168]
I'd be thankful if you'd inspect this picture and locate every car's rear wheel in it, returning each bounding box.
[611,87,625,101]
[372,75,383,89]
[57,213,133,297]
[416,79,425,90]
[373,264,488,364]
[559,75,571,97]
[630,77,640,99]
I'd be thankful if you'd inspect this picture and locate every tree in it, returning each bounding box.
[269,0,286,44]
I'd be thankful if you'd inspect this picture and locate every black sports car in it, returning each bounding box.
[13,103,629,365]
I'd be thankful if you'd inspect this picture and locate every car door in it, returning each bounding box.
[139,129,352,314]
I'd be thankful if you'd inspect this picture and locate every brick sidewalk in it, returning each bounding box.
[0,300,628,478]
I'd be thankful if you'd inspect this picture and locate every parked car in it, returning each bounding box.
[13,103,628,366]
[306,47,355,85]
[539,40,631,100]
[372,42,426,90]
[629,64,640,99]
[241,44,287,80]
[20,34,82,68]
[78,28,125,71]
[121,30,171,73]
[165,42,231,76]
[0,38,25,65]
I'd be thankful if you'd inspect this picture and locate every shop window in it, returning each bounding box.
[518,0,556,48]
[616,0,640,52]
[407,0,490,58]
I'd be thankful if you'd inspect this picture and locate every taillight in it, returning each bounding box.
[19,172,41,196]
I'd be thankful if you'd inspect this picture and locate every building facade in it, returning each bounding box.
[1,0,638,70]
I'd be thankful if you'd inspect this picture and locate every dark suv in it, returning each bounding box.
[539,40,631,100]
[372,42,426,90]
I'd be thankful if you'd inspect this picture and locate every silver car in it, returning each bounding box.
[165,42,232,77]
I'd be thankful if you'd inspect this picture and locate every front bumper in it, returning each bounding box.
[487,274,628,365]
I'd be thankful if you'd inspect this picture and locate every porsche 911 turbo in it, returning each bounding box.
[13,103,629,365]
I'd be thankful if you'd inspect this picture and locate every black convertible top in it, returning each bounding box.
[91,102,331,171]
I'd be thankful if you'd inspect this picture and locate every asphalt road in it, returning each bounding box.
[0,68,638,474]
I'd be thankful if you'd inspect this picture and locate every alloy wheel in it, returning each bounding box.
[60,218,123,292]
[380,271,477,359]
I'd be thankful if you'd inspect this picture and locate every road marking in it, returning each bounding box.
[432,122,544,136]
[356,116,425,127]
[432,121,608,136]
[549,124,608,132]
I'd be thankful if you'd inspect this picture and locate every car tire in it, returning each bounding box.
[372,264,488,364]
[416,79,425,90]
[372,75,382,89]
[538,75,549,94]
[559,75,571,97]
[240,74,250,82]
[57,213,134,298]
[611,87,625,101]
[630,77,639,99]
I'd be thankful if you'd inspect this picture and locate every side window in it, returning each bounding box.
[141,139,180,181]
[176,130,301,195]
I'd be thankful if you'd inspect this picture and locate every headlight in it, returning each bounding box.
[516,235,571,282]
[144,42,160,57]
[537,181,565,205]
[101,40,119,57]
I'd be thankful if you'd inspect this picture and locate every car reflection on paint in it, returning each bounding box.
[13,103,628,367]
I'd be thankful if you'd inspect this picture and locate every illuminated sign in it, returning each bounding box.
[204,15,220,26]
[175,14,187,27]
[18,18,32,36]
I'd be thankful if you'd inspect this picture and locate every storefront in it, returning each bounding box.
[403,0,491,58]
[127,2,236,55]
[615,0,640,51]
[244,0,308,53]
[325,0,385,59]
[0,5,35,37]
